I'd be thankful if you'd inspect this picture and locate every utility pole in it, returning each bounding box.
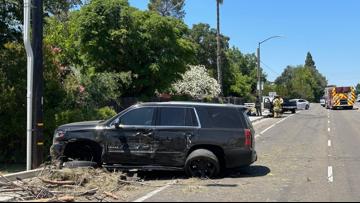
[24,0,34,171]
[32,0,44,168]
[257,45,262,113]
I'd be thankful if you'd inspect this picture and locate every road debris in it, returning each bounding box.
[0,166,155,202]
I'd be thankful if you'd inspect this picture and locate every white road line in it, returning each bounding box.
[328,140,332,147]
[257,114,296,139]
[328,120,330,124]
[133,180,177,202]
[260,124,276,135]
[328,128,331,132]
[328,166,334,183]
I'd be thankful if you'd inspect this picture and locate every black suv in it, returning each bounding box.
[51,102,257,178]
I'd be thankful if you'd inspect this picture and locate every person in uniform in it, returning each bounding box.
[273,96,283,118]
[255,96,262,116]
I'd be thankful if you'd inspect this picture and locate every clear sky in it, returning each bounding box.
[129,0,360,86]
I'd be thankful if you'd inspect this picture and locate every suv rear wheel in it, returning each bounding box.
[185,149,220,178]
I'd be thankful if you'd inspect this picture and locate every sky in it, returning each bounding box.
[129,0,360,86]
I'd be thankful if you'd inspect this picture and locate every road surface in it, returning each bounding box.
[131,104,360,202]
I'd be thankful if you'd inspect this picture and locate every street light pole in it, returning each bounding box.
[257,35,284,114]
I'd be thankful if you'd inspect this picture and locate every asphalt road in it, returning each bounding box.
[131,104,360,202]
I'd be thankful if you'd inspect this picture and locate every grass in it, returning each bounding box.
[0,164,26,174]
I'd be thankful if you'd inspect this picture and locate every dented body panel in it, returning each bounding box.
[51,102,257,170]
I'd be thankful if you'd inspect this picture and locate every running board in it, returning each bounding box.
[103,165,183,172]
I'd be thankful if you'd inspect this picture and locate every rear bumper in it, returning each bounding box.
[224,148,257,168]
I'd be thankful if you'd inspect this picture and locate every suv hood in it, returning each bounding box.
[58,121,102,131]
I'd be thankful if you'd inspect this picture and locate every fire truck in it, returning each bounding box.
[325,86,356,110]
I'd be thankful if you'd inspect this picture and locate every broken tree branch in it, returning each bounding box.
[104,191,119,200]
[39,178,75,186]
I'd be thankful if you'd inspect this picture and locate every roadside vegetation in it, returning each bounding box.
[0,0,328,164]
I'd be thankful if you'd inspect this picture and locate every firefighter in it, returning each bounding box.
[273,96,283,118]
[256,96,262,116]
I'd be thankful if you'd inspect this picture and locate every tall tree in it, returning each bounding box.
[304,52,327,100]
[148,0,186,19]
[216,0,224,95]
[305,52,316,68]
[188,23,229,76]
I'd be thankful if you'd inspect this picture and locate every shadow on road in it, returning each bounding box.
[224,165,271,178]
[132,165,271,181]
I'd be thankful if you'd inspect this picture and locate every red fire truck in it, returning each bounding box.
[325,86,356,110]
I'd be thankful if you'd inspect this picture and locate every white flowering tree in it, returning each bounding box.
[172,65,221,99]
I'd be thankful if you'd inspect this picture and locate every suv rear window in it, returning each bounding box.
[197,107,245,129]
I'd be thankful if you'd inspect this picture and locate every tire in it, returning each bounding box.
[291,109,296,114]
[305,105,310,110]
[63,161,98,169]
[185,149,220,179]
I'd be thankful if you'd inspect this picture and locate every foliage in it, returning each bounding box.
[356,84,360,95]
[68,0,196,96]
[0,43,27,163]
[274,61,327,102]
[223,47,263,100]
[55,107,116,127]
[189,23,229,77]
[148,0,186,19]
[171,65,221,99]
[62,68,132,108]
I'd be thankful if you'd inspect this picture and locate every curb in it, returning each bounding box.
[2,168,45,182]
[250,116,266,124]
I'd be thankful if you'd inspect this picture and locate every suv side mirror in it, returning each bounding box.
[115,122,124,129]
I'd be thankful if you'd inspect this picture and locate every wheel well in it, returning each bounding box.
[63,139,102,163]
[188,145,225,168]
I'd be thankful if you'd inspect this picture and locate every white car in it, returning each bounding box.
[320,99,326,107]
[291,99,310,110]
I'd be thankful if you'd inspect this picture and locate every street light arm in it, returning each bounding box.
[259,35,284,45]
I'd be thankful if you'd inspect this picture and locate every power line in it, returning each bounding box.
[260,60,281,76]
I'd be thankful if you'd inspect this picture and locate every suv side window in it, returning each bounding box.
[119,107,155,126]
[158,107,198,127]
[197,107,245,129]
[158,107,186,127]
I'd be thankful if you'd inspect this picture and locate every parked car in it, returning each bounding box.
[264,97,297,115]
[281,99,297,114]
[320,98,326,107]
[291,99,310,110]
[50,102,257,178]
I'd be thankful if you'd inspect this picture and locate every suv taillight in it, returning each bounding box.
[245,129,252,147]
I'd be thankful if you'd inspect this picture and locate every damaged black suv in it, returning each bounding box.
[51,102,257,178]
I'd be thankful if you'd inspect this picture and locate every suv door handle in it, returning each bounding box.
[143,132,154,138]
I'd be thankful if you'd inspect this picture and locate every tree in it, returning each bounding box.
[188,23,229,76]
[305,52,316,68]
[223,47,259,100]
[0,0,22,46]
[216,0,224,95]
[304,52,327,100]
[171,65,221,99]
[148,0,186,19]
[70,0,195,96]
[356,83,360,95]
[274,64,327,102]
[0,0,83,47]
